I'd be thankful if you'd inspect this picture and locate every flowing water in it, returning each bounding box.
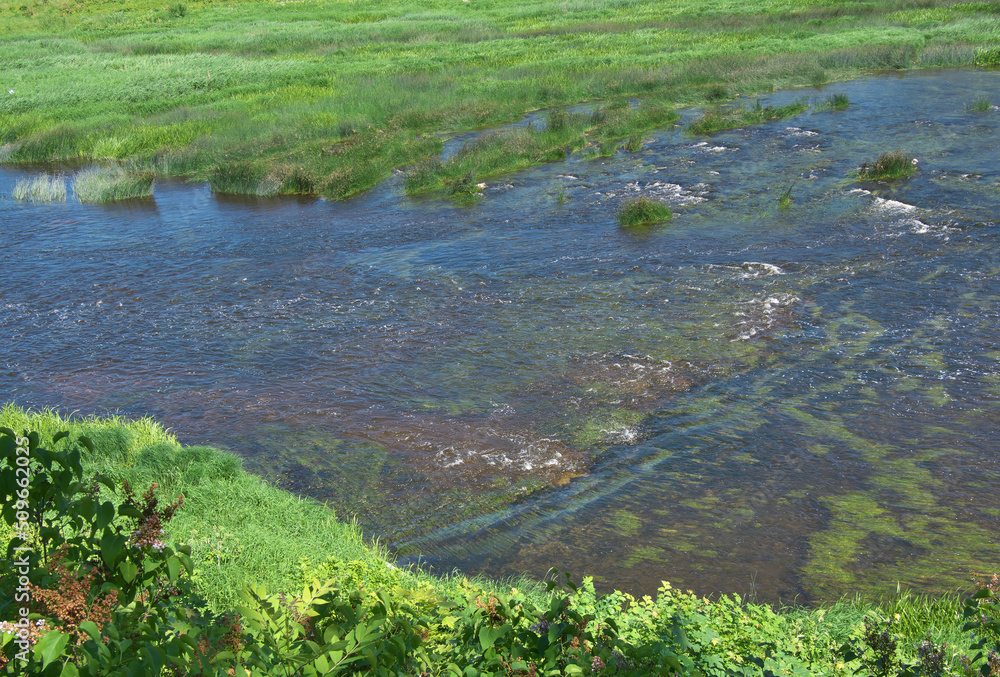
[2,68,999,604]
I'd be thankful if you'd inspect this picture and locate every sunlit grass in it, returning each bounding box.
[74,166,155,202]
[966,95,992,112]
[0,402,177,466]
[617,196,672,228]
[0,0,994,197]
[857,150,918,181]
[687,99,809,135]
[825,93,850,110]
[11,174,66,203]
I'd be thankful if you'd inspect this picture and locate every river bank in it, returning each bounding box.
[1,404,990,676]
[2,0,998,198]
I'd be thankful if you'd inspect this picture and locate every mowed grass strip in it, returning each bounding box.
[0,0,994,197]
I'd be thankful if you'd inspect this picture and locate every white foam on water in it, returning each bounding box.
[740,261,785,278]
[871,197,918,215]
[784,126,819,137]
[609,180,709,205]
[691,141,729,153]
[733,292,800,341]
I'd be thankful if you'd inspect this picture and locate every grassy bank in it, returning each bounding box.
[1,0,996,200]
[3,404,998,675]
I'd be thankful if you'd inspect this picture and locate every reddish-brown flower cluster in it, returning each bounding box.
[192,613,246,674]
[475,594,505,627]
[120,481,183,552]
[0,618,48,670]
[30,546,118,645]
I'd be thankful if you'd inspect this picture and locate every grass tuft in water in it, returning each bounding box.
[857,150,918,181]
[617,196,672,228]
[778,184,794,209]
[826,93,850,110]
[966,96,992,112]
[687,99,809,135]
[210,160,278,196]
[11,174,67,203]
[74,166,155,202]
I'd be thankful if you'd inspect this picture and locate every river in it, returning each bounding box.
[2,68,998,604]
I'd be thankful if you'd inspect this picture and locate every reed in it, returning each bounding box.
[617,196,672,228]
[857,150,917,181]
[73,166,155,202]
[827,93,850,110]
[687,100,809,135]
[11,174,67,203]
[966,96,992,112]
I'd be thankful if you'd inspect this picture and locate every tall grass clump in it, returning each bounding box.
[857,150,917,181]
[966,96,992,112]
[73,166,155,202]
[826,93,850,110]
[11,174,67,202]
[687,99,808,135]
[974,46,1000,68]
[778,184,794,209]
[0,402,177,466]
[617,196,672,228]
[209,160,278,196]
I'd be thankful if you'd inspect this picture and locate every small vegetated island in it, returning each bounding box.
[4,0,1000,674]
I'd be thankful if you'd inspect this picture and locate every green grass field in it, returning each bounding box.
[1,0,995,199]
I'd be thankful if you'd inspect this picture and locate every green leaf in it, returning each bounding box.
[59,662,79,677]
[34,629,70,669]
[77,435,95,453]
[119,559,139,583]
[78,620,102,641]
[118,505,143,520]
[141,645,164,675]
[167,556,181,582]
[52,431,69,445]
[100,532,127,567]
[94,501,115,530]
[478,624,510,652]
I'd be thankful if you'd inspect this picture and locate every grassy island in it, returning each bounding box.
[1,0,998,199]
[2,404,999,675]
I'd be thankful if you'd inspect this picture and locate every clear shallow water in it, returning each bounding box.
[2,68,999,604]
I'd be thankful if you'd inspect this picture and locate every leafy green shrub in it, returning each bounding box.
[299,555,404,592]
[4,419,997,676]
[857,150,918,180]
[0,429,195,675]
[617,196,672,228]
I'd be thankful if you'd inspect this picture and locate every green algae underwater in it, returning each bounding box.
[2,68,1000,605]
